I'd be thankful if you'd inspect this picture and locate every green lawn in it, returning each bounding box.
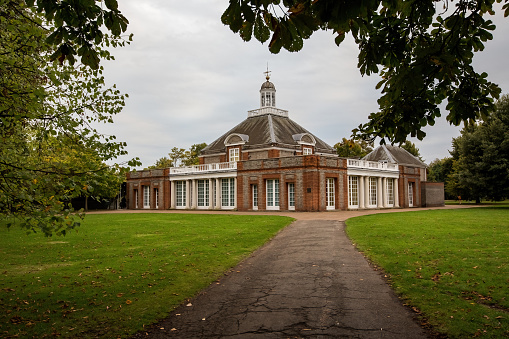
[0,213,293,338]
[346,207,509,338]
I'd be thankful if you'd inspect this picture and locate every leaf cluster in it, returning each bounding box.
[146,143,208,170]
[334,137,373,158]
[221,0,507,143]
[1,1,139,236]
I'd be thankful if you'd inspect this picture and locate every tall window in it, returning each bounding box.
[229,148,240,162]
[266,179,280,210]
[369,177,377,206]
[154,188,159,209]
[303,147,312,155]
[348,176,359,208]
[252,184,258,210]
[143,185,150,209]
[134,189,139,209]
[198,180,209,207]
[326,178,335,210]
[288,183,295,210]
[386,179,394,206]
[176,181,186,207]
[408,182,414,207]
[222,178,235,207]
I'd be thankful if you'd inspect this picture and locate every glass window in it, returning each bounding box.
[326,178,335,209]
[143,185,150,208]
[387,179,394,205]
[288,183,295,210]
[348,176,359,207]
[369,177,377,206]
[221,178,235,207]
[154,188,159,209]
[198,180,209,207]
[408,182,414,207]
[134,189,139,209]
[229,148,240,162]
[176,181,186,207]
[303,147,312,155]
[252,184,258,210]
[266,179,279,210]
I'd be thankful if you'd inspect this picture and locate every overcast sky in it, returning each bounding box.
[99,1,509,168]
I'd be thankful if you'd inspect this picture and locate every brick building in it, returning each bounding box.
[126,74,444,211]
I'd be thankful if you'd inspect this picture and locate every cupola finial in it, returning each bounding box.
[264,63,271,81]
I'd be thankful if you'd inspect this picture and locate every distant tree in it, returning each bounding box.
[446,95,509,203]
[148,143,208,169]
[427,157,455,199]
[221,0,504,143]
[182,143,208,166]
[145,157,173,170]
[334,138,373,158]
[400,141,424,162]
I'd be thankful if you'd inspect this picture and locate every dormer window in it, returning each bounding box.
[229,148,240,162]
[303,147,313,155]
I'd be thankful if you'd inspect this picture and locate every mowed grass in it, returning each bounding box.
[346,208,509,338]
[0,213,293,338]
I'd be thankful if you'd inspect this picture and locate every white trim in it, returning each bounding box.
[326,178,335,210]
[266,179,280,211]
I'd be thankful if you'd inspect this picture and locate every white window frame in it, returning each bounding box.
[134,189,139,209]
[348,176,359,208]
[288,183,295,210]
[386,179,394,206]
[221,178,235,208]
[266,179,280,210]
[303,147,313,155]
[176,181,186,208]
[252,184,258,210]
[369,177,378,207]
[154,188,159,209]
[229,148,240,162]
[197,180,209,208]
[408,182,414,207]
[326,178,335,210]
[143,186,150,209]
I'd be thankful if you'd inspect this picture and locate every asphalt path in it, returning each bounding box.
[122,207,480,338]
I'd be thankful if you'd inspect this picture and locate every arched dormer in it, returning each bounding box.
[293,133,316,155]
[293,133,316,146]
[224,133,249,146]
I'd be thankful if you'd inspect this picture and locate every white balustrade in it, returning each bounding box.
[347,159,398,172]
[169,161,237,175]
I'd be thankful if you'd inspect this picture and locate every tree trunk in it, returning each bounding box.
[85,196,89,211]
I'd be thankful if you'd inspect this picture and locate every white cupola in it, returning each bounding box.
[260,70,276,108]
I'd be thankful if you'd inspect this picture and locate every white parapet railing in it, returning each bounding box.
[347,159,399,171]
[170,161,237,175]
[247,107,289,117]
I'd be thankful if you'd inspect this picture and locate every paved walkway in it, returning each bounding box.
[122,206,474,338]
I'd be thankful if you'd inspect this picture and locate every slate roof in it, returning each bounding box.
[363,145,426,167]
[200,113,335,155]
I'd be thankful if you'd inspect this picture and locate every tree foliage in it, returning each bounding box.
[446,95,509,202]
[334,138,373,158]
[1,1,137,236]
[427,157,455,199]
[146,143,208,169]
[221,0,507,143]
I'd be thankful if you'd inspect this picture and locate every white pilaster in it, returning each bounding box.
[170,181,176,209]
[215,178,221,209]
[185,180,190,209]
[364,176,370,208]
[192,179,197,209]
[359,176,365,209]
[234,177,237,209]
[394,178,400,207]
[382,177,387,208]
[377,177,383,208]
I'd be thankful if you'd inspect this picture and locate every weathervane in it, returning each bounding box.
[264,63,271,81]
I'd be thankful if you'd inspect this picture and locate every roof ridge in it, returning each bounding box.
[267,114,276,143]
